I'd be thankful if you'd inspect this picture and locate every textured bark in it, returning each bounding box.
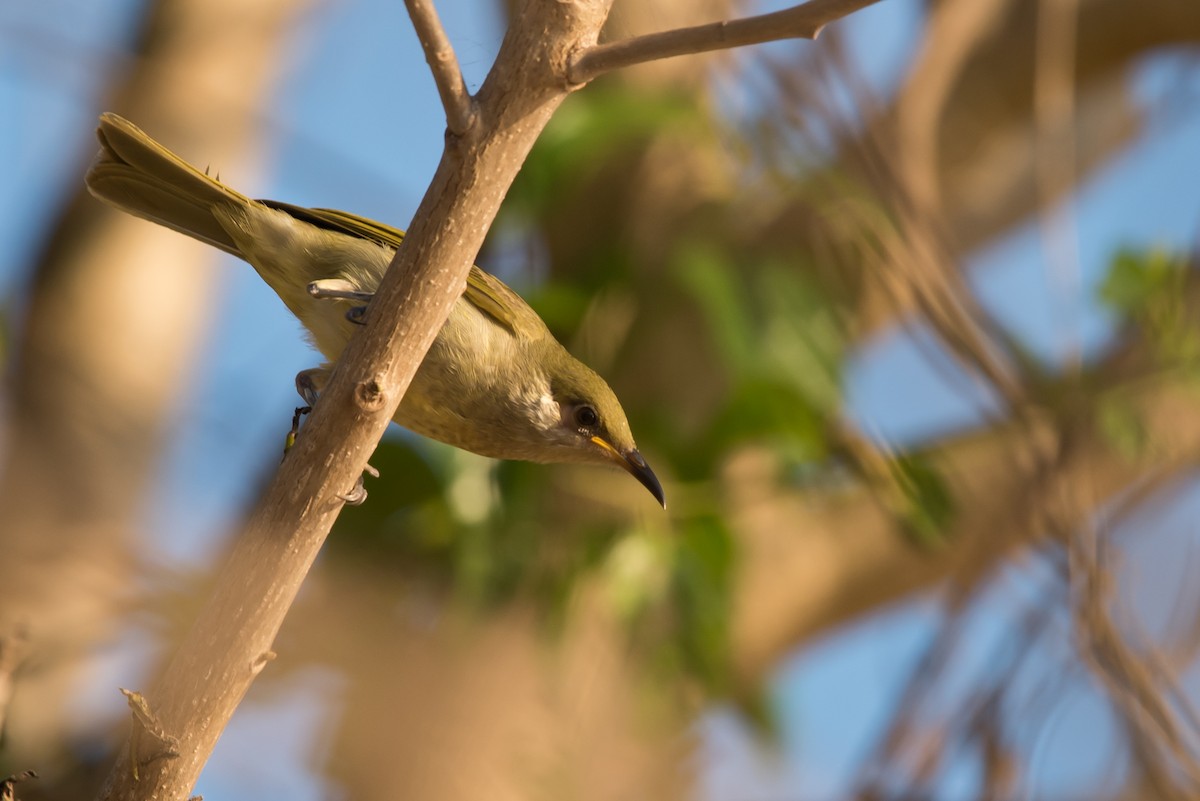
[98,2,619,798]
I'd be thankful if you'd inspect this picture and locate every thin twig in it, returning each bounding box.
[1,770,39,801]
[567,0,883,85]
[404,0,475,136]
[1068,517,1200,791]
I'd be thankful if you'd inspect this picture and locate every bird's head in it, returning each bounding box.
[529,350,665,508]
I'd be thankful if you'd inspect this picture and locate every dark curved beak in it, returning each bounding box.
[592,436,665,508]
[624,449,666,508]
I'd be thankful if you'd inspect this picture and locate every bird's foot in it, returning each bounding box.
[284,415,379,505]
[338,463,380,506]
[283,368,326,458]
[295,367,324,407]
[289,365,379,504]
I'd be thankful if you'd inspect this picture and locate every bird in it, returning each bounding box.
[85,113,664,508]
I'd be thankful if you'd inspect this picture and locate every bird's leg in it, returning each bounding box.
[308,278,373,326]
[284,368,324,456]
[283,405,309,454]
[286,366,379,506]
[307,278,373,303]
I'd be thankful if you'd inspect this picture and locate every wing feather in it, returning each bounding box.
[260,203,547,340]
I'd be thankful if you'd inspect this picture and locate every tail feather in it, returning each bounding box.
[85,114,251,258]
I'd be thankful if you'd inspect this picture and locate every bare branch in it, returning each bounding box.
[568,0,883,84]
[730,359,1200,686]
[98,1,615,797]
[1,770,39,801]
[404,0,476,135]
[1069,532,1200,791]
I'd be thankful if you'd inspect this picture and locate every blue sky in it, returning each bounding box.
[3,0,1199,798]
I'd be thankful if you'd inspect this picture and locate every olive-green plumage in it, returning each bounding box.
[86,113,663,507]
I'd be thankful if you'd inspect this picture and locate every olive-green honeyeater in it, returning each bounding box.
[86,113,664,507]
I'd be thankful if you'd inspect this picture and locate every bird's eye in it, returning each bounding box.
[574,405,599,429]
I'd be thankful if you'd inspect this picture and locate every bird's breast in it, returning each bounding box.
[392,298,552,461]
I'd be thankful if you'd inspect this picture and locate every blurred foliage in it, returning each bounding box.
[1100,247,1200,378]
[1094,247,1197,460]
[1096,394,1149,460]
[1100,247,1187,315]
[674,244,843,471]
[887,453,956,548]
[503,86,710,225]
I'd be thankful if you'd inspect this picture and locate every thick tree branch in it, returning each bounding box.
[404,0,476,136]
[98,2,615,798]
[568,0,882,84]
[895,0,1010,214]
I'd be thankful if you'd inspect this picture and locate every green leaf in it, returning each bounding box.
[889,453,955,549]
[508,87,707,219]
[670,517,735,689]
[1097,247,1186,316]
[1097,395,1148,461]
[716,377,828,461]
[757,264,845,413]
[673,243,757,368]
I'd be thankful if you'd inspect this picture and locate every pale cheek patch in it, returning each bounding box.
[535,393,561,431]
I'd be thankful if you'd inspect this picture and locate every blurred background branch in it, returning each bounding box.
[0,0,301,792]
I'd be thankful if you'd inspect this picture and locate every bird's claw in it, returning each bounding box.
[288,363,379,504]
[337,462,379,506]
[338,480,367,506]
[295,369,323,407]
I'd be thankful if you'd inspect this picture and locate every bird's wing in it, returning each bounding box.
[263,203,547,340]
[461,264,550,341]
